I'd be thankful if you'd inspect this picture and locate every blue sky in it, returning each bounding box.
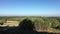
[0,0,60,16]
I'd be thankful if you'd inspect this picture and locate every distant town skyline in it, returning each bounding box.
[0,0,60,16]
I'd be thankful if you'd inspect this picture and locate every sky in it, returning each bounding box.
[0,0,60,16]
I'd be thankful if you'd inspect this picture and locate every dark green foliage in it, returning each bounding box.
[0,16,60,30]
[0,22,3,25]
[0,16,60,34]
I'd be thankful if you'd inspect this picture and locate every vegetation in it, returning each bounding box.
[0,16,60,33]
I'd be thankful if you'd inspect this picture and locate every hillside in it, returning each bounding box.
[0,16,60,33]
